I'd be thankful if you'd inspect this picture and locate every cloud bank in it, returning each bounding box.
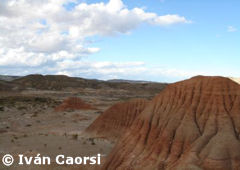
[0,0,190,81]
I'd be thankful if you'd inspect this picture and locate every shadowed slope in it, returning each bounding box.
[55,97,96,111]
[0,80,21,91]
[13,74,83,90]
[85,98,148,141]
[103,76,240,170]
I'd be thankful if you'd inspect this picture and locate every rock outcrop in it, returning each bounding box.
[55,97,96,111]
[103,76,240,170]
[85,98,148,141]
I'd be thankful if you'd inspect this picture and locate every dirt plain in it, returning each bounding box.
[0,74,166,170]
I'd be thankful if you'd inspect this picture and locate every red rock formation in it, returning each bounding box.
[103,76,240,170]
[85,98,148,141]
[55,97,96,111]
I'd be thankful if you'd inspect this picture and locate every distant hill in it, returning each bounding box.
[9,74,167,94]
[107,79,156,84]
[0,80,20,91]
[0,75,20,81]
[12,74,87,90]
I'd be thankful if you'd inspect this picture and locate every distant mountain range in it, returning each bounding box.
[107,79,157,84]
[0,74,167,93]
[0,75,158,84]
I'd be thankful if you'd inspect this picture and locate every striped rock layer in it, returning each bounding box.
[103,76,240,170]
[85,98,148,141]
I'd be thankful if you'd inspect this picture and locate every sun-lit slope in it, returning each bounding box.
[229,77,240,84]
[103,76,240,170]
[85,98,149,141]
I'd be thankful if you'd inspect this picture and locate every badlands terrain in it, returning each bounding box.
[103,76,240,170]
[0,74,166,170]
[1,75,240,170]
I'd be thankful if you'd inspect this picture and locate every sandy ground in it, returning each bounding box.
[0,88,154,170]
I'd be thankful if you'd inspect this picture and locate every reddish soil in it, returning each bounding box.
[102,76,240,170]
[55,97,96,112]
[85,98,148,141]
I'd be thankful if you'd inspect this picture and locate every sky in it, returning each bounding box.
[0,0,239,82]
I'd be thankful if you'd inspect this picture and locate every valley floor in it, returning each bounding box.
[0,87,156,170]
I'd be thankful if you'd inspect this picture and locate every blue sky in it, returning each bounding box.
[88,0,240,79]
[0,0,239,82]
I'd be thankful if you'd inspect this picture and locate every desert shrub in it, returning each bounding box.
[72,134,78,140]
[0,106,4,111]
[89,138,96,145]
[17,106,27,110]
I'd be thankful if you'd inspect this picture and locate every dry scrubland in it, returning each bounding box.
[1,75,240,170]
[0,74,166,170]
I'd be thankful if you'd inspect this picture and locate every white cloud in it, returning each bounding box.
[0,0,190,81]
[227,26,237,32]
[153,14,191,25]
[41,60,199,82]
[50,60,238,82]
